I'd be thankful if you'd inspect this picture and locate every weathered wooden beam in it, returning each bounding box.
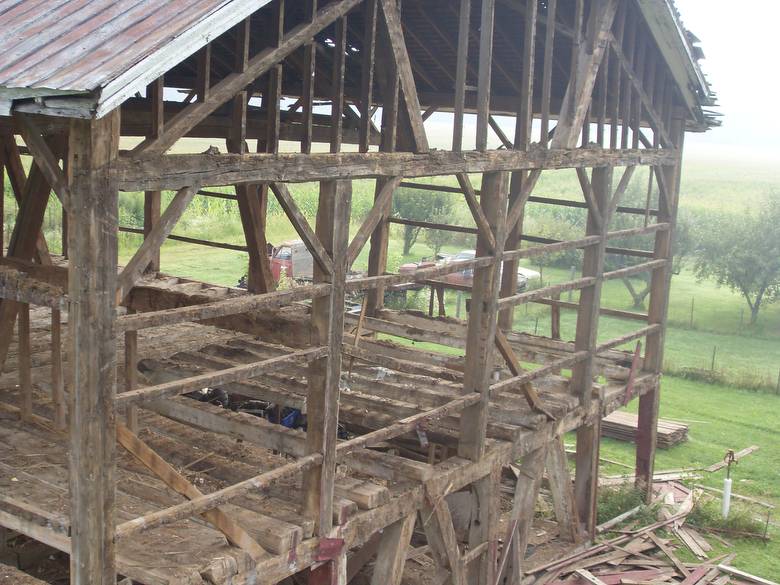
[18,303,32,422]
[545,437,580,542]
[117,283,329,332]
[457,173,496,253]
[458,171,507,461]
[68,110,120,585]
[370,513,415,585]
[144,76,164,273]
[304,180,351,535]
[378,0,429,152]
[330,14,347,153]
[117,347,327,406]
[494,329,554,419]
[116,422,268,560]
[475,0,496,151]
[14,114,70,211]
[115,148,678,191]
[270,182,334,276]
[539,0,557,146]
[636,116,685,499]
[420,497,466,585]
[551,0,619,149]
[359,0,378,153]
[503,445,547,585]
[346,176,401,267]
[452,0,470,151]
[0,155,54,374]
[571,165,612,537]
[0,265,66,309]
[116,185,199,302]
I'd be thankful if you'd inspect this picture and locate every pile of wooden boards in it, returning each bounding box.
[527,482,778,585]
[601,411,689,448]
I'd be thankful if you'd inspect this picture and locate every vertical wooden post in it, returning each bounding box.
[452,0,470,151]
[572,166,611,537]
[302,0,318,154]
[458,171,507,460]
[304,180,350,535]
[18,303,32,422]
[504,445,547,585]
[51,308,66,430]
[370,513,416,585]
[475,0,495,151]
[366,22,400,316]
[458,172,506,585]
[67,110,120,585]
[144,77,163,273]
[500,0,537,330]
[0,163,54,370]
[636,114,685,499]
[124,309,139,433]
[230,18,275,294]
[330,14,347,153]
[545,437,580,542]
[359,0,377,153]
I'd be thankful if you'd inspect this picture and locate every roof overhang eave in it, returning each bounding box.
[636,0,714,127]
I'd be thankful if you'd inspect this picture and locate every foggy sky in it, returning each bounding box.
[676,1,778,160]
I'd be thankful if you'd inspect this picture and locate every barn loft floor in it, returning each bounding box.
[0,275,656,584]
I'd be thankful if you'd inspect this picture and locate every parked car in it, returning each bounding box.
[269,240,313,282]
[439,250,540,290]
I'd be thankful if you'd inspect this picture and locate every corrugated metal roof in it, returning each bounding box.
[0,0,272,116]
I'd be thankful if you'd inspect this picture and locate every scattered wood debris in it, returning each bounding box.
[601,411,689,448]
[526,481,776,585]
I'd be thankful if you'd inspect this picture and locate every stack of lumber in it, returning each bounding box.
[526,482,778,585]
[601,411,689,448]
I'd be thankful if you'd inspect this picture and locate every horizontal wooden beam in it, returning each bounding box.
[115,148,679,191]
[117,283,330,332]
[498,277,596,308]
[116,347,327,406]
[602,259,667,281]
[0,265,67,309]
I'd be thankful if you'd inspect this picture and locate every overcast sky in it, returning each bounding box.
[675,1,779,161]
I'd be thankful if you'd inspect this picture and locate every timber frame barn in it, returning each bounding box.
[0,1,715,584]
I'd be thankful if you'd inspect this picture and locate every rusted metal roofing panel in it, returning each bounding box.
[0,0,273,117]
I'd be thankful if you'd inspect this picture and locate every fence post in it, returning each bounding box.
[689,296,694,329]
[710,346,717,372]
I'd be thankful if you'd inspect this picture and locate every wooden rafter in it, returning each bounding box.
[130,0,365,158]
[551,0,619,149]
[378,0,429,152]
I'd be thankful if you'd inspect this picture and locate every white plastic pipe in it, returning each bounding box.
[722,477,732,518]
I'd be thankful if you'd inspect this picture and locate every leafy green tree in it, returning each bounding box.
[693,197,780,324]
[392,188,453,256]
[606,211,694,309]
[423,211,454,257]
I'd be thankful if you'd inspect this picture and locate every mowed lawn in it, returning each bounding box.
[598,376,780,577]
